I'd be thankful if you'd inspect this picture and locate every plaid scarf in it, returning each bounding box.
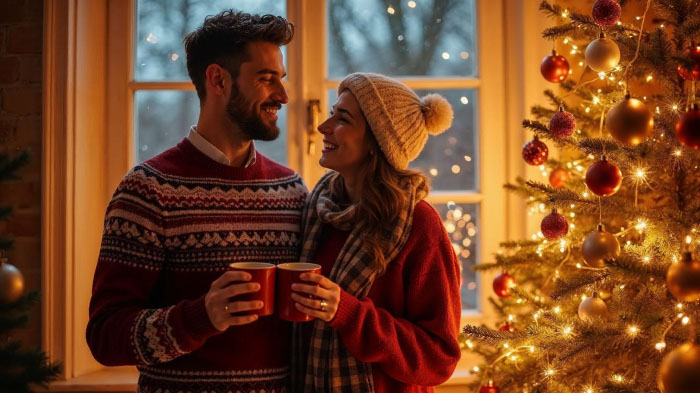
[292,171,425,393]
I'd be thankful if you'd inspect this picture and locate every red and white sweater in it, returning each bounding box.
[87,138,307,393]
[304,200,462,392]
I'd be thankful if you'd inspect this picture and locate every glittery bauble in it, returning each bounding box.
[657,342,700,393]
[578,293,608,321]
[592,0,621,27]
[540,50,570,83]
[585,157,622,196]
[666,252,700,302]
[606,94,654,147]
[479,380,501,393]
[499,323,516,332]
[522,136,548,165]
[585,34,621,72]
[581,224,620,267]
[0,261,24,304]
[493,272,517,298]
[676,45,700,81]
[676,104,700,149]
[549,108,576,138]
[549,167,570,189]
[541,208,568,240]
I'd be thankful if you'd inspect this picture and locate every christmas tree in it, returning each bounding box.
[0,150,61,393]
[462,1,700,392]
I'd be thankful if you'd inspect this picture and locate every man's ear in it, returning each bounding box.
[204,64,228,98]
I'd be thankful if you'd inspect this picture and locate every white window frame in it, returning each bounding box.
[42,0,550,390]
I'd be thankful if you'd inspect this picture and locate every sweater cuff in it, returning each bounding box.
[179,296,220,347]
[328,288,361,330]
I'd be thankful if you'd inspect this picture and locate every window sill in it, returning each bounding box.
[39,366,472,393]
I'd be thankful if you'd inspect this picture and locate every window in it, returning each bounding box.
[44,0,518,388]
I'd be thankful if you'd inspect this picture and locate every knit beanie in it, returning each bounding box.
[337,72,454,170]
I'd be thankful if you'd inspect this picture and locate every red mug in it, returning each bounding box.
[228,262,276,316]
[276,262,322,322]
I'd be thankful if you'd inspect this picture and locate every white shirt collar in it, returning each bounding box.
[187,126,256,167]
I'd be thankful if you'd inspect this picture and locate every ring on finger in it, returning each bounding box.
[319,299,328,311]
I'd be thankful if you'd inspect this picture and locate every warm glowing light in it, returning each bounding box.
[682,316,690,325]
[598,72,606,80]
[466,340,474,349]
[593,96,600,105]
[146,33,158,43]
[635,219,647,231]
[472,366,479,372]
[546,368,555,376]
[686,235,692,244]
[635,168,646,179]
[646,75,653,82]
[503,343,510,349]
[656,342,666,351]
[677,303,683,309]
[460,96,469,105]
[561,9,569,18]
[170,53,179,61]
[407,0,417,7]
[429,168,438,176]
[553,306,561,314]
[672,104,679,111]
[562,326,573,336]
[627,325,639,336]
[442,52,450,60]
[387,6,396,14]
[451,165,461,174]
[613,374,624,382]
[674,150,682,157]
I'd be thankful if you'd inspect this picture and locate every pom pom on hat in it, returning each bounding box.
[421,93,453,135]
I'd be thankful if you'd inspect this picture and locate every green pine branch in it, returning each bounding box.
[550,271,610,300]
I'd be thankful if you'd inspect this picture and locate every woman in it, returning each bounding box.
[290,72,462,393]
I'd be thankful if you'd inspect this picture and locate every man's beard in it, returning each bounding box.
[226,86,280,141]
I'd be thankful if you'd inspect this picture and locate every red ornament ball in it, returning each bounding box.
[549,167,570,189]
[585,157,622,196]
[676,104,700,149]
[549,108,576,138]
[541,50,570,83]
[493,272,517,298]
[541,209,569,240]
[499,323,516,332]
[522,136,548,165]
[592,0,621,27]
[479,380,501,393]
[677,45,700,81]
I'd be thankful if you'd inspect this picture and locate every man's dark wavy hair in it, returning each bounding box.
[183,9,294,101]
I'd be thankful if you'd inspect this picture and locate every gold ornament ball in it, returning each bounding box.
[585,34,621,72]
[578,293,608,321]
[666,252,700,302]
[657,342,700,393]
[0,261,25,304]
[606,94,654,147]
[581,224,620,267]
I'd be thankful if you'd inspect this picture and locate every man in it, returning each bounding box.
[86,10,306,393]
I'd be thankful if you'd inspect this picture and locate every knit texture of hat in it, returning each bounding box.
[337,73,454,170]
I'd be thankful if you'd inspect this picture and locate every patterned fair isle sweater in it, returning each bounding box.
[87,138,307,393]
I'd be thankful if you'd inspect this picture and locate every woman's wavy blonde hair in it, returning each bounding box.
[328,132,429,274]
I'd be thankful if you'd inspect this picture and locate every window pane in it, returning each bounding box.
[411,89,477,191]
[434,202,479,311]
[326,0,477,78]
[134,90,288,164]
[326,88,477,191]
[135,0,286,81]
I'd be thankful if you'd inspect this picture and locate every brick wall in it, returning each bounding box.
[0,0,43,347]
